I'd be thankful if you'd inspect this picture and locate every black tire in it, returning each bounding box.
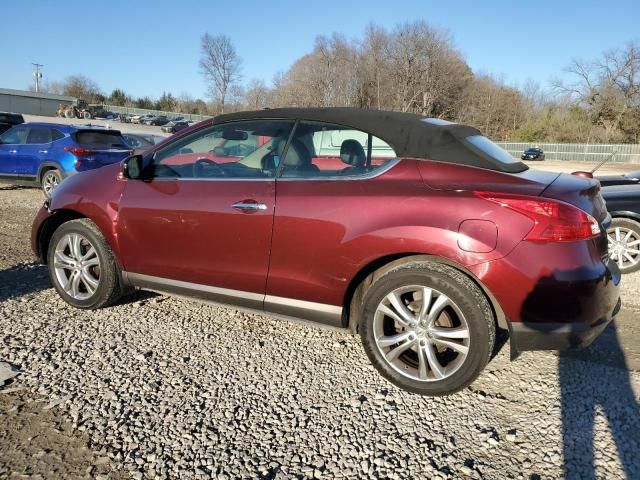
[359,261,495,395]
[608,217,640,274]
[83,111,92,119]
[40,168,62,199]
[47,219,123,309]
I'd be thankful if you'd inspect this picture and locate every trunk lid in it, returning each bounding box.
[540,172,609,226]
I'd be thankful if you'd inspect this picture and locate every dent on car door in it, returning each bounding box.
[265,121,401,325]
[116,120,295,307]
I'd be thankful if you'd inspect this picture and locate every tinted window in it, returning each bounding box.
[280,121,397,178]
[26,127,52,144]
[466,135,519,165]
[51,129,65,141]
[0,125,28,145]
[152,120,294,179]
[76,131,127,147]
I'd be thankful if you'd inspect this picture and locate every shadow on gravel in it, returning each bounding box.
[559,324,640,480]
[0,263,50,303]
[520,269,640,479]
[0,185,32,192]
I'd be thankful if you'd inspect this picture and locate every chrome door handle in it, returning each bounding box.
[8,150,17,154]
[232,201,268,211]
[39,150,48,154]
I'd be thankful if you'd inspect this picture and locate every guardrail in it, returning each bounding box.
[495,142,640,163]
[99,104,212,122]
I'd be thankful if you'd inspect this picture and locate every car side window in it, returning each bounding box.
[51,129,65,141]
[26,127,53,144]
[151,120,295,179]
[280,121,397,179]
[0,125,28,145]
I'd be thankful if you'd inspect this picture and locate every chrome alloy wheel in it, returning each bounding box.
[53,233,101,300]
[373,285,470,382]
[608,226,640,271]
[42,171,60,196]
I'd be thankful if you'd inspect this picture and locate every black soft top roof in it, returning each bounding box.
[213,107,528,173]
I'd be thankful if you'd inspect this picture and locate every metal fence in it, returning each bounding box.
[99,104,212,122]
[495,142,640,163]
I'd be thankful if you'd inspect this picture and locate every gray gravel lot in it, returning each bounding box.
[1,165,639,479]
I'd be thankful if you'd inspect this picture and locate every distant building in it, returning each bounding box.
[0,88,76,116]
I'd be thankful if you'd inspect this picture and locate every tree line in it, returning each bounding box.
[31,21,640,143]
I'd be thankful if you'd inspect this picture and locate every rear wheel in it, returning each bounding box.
[359,261,495,395]
[47,219,123,309]
[41,169,62,198]
[83,111,92,119]
[608,218,640,273]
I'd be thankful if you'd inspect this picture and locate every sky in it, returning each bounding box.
[1,0,639,100]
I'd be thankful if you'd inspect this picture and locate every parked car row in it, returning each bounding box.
[119,113,197,128]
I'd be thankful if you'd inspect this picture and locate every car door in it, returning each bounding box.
[19,126,53,175]
[265,121,400,324]
[117,119,295,309]
[0,125,28,175]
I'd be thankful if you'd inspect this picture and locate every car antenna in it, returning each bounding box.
[590,151,618,175]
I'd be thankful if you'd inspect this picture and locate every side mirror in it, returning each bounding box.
[122,154,144,180]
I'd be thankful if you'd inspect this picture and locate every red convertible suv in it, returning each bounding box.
[31,108,621,395]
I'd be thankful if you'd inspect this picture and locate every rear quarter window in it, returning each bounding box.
[76,131,127,147]
[466,135,519,165]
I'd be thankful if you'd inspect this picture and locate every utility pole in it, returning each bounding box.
[32,63,44,93]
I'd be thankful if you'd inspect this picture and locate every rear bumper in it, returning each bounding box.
[510,296,621,355]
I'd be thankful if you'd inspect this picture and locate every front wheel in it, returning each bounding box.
[41,169,62,198]
[47,219,123,309]
[359,261,495,395]
[608,217,640,273]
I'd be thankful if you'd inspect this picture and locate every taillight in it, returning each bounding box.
[476,192,601,242]
[64,146,89,157]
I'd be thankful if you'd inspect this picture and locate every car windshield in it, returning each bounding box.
[466,135,519,164]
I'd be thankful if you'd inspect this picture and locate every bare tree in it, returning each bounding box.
[59,75,103,102]
[199,33,242,113]
[244,79,270,109]
[553,41,640,141]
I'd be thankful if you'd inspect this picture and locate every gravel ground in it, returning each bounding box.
[1,164,640,479]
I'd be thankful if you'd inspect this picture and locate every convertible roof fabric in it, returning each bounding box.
[213,107,528,173]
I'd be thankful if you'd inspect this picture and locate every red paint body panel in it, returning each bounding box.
[116,179,275,294]
[267,160,537,306]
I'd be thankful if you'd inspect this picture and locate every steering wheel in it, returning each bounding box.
[193,158,225,178]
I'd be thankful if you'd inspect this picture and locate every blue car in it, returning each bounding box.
[0,122,132,197]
